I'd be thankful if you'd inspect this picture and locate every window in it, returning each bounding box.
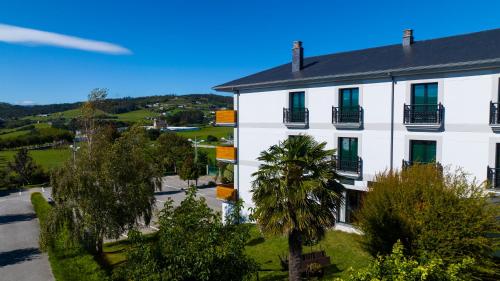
[410,140,436,164]
[412,83,437,105]
[288,92,305,123]
[338,137,358,172]
[338,88,360,123]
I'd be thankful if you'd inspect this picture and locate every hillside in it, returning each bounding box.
[0,94,232,121]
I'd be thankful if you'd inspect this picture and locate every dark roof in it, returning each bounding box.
[214,28,500,92]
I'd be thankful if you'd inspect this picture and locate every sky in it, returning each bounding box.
[1,0,500,105]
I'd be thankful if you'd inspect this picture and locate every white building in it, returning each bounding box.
[213,28,500,231]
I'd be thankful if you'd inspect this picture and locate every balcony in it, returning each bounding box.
[489,102,500,131]
[216,146,237,163]
[487,166,500,189]
[216,184,236,201]
[403,103,444,130]
[333,155,362,179]
[332,106,363,129]
[283,108,309,128]
[215,110,237,127]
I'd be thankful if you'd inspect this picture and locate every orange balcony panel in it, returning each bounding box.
[215,110,237,126]
[216,184,236,201]
[216,146,237,163]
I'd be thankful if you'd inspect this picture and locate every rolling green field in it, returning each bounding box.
[0,148,71,170]
[101,225,371,280]
[176,126,232,140]
[0,123,51,139]
[114,109,159,123]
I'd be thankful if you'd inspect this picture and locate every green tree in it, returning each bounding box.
[357,164,500,277]
[340,241,475,281]
[251,135,342,281]
[178,154,199,186]
[116,188,258,281]
[156,132,192,174]
[47,92,162,254]
[8,148,36,186]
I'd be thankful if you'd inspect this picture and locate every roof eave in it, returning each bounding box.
[213,58,500,92]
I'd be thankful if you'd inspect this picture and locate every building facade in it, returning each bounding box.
[213,29,500,231]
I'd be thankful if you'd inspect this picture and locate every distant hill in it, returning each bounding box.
[0,94,232,120]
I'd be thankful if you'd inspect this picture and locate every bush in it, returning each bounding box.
[206,135,218,142]
[356,165,500,277]
[31,192,109,281]
[340,241,475,281]
[115,188,258,281]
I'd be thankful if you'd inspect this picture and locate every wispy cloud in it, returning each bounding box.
[0,23,132,55]
[16,100,36,106]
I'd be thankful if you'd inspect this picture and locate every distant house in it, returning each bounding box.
[153,118,168,129]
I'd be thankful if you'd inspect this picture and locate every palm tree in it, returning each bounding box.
[251,135,342,281]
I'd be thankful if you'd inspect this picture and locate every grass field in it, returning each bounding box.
[0,123,51,140]
[0,148,71,170]
[114,109,159,123]
[101,225,371,280]
[176,126,232,140]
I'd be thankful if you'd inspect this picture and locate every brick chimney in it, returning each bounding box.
[292,41,303,72]
[402,29,414,46]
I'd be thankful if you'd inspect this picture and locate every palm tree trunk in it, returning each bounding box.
[288,229,302,281]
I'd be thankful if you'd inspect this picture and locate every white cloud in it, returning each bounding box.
[0,23,132,55]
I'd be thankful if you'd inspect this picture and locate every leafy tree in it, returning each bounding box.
[251,135,342,281]
[156,132,192,174]
[46,92,162,254]
[206,135,218,142]
[178,154,199,186]
[8,148,36,186]
[356,164,500,277]
[115,188,258,281]
[340,241,475,281]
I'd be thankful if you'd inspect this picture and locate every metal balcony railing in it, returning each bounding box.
[332,106,363,124]
[489,102,499,125]
[403,103,444,125]
[333,155,362,176]
[283,108,309,124]
[487,166,500,189]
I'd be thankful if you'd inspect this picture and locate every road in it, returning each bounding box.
[0,176,221,278]
[0,188,54,281]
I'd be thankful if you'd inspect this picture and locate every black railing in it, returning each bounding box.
[332,106,363,124]
[403,103,444,125]
[489,102,499,125]
[487,166,500,189]
[402,159,443,171]
[333,155,362,175]
[283,108,309,124]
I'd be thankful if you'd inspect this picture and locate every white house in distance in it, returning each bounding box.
[213,28,500,231]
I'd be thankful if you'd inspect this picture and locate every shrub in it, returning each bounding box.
[31,192,109,281]
[356,165,500,277]
[340,241,475,281]
[206,135,218,142]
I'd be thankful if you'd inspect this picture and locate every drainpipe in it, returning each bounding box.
[235,90,240,202]
[389,73,395,171]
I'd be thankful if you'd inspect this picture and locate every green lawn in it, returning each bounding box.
[114,109,158,123]
[176,126,232,141]
[0,148,71,170]
[102,225,371,280]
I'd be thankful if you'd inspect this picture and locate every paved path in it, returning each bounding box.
[0,188,54,281]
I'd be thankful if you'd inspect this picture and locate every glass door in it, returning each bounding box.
[411,83,438,123]
[410,140,436,164]
[339,88,359,123]
[339,137,358,172]
[289,92,305,122]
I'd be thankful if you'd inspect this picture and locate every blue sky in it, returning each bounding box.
[1,0,499,105]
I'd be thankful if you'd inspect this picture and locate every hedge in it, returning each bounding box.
[31,192,109,281]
